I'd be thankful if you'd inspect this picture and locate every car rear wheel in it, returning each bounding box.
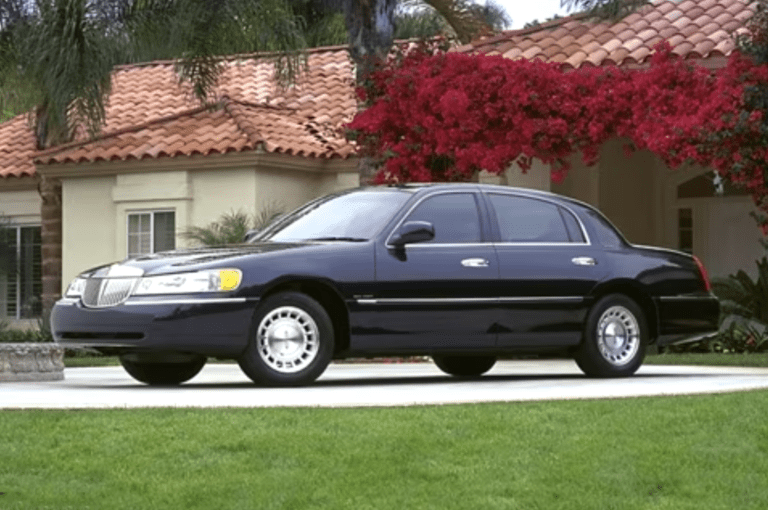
[238,292,334,386]
[432,355,497,377]
[119,355,206,385]
[575,294,647,378]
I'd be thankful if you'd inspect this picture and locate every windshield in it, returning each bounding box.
[252,190,412,242]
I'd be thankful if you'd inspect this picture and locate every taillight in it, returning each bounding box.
[693,255,711,292]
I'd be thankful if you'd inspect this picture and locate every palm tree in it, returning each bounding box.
[394,0,510,42]
[181,206,285,247]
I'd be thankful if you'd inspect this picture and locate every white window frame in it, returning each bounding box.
[126,209,176,257]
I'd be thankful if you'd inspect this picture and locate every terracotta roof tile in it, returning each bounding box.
[0,115,37,178]
[458,0,753,68]
[24,45,356,169]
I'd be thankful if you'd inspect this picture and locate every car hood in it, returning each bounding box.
[81,242,312,276]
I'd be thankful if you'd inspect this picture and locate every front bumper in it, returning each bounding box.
[655,293,720,346]
[51,296,258,357]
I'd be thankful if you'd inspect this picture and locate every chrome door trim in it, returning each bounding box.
[355,296,584,305]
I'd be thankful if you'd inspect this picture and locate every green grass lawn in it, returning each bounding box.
[2,391,768,509]
[645,352,768,367]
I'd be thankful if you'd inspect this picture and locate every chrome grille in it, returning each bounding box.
[82,277,138,308]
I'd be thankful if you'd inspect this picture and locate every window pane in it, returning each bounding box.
[488,194,569,243]
[405,193,481,244]
[153,212,175,252]
[0,226,42,319]
[678,208,693,253]
[18,227,42,318]
[128,213,152,257]
[1,228,18,318]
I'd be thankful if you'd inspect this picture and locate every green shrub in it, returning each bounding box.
[666,314,768,354]
[0,327,50,343]
[711,257,768,324]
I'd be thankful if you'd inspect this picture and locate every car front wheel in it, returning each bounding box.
[575,294,647,378]
[432,355,497,377]
[238,292,334,386]
[119,355,206,385]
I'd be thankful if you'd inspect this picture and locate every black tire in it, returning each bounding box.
[238,292,334,386]
[119,355,206,385]
[575,294,647,378]
[432,355,497,377]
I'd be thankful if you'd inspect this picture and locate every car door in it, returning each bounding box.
[358,190,499,351]
[483,192,608,348]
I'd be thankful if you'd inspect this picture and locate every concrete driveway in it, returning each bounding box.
[3,359,768,409]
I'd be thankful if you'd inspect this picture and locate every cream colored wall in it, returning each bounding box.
[596,139,659,246]
[62,176,117,288]
[60,162,359,290]
[551,154,599,207]
[478,159,552,191]
[0,189,41,223]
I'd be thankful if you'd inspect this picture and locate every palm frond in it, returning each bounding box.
[560,0,649,20]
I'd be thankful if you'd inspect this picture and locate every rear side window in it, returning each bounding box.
[488,194,570,243]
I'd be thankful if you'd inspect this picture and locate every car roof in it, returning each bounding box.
[363,182,589,206]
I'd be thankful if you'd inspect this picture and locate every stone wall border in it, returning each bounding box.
[0,343,65,382]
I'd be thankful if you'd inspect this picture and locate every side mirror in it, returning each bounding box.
[390,221,435,247]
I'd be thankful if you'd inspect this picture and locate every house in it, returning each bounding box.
[457,0,763,280]
[0,0,760,328]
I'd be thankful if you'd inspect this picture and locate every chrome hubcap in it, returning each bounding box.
[596,306,640,366]
[257,306,319,373]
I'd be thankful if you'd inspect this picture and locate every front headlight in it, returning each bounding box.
[132,269,242,295]
[65,277,87,297]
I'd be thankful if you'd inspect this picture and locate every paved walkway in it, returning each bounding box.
[3,360,768,409]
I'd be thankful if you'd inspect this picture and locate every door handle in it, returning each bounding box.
[462,258,489,268]
[572,257,596,266]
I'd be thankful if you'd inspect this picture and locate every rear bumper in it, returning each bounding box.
[654,294,720,346]
[51,296,258,357]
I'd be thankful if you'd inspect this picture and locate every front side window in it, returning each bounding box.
[403,193,482,244]
[0,225,42,319]
[128,211,175,257]
[488,194,571,243]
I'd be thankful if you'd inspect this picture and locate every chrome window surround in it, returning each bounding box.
[384,189,592,248]
[485,191,591,246]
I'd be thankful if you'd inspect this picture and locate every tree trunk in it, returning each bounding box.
[344,0,397,83]
[344,1,397,185]
[38,177,62,319]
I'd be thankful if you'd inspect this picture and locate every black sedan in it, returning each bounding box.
[52,184,719,386]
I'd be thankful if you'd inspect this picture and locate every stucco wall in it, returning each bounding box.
[62,175,117,287]
[596,139,659,246]
[59,162,359,290]
[0,189,41,223]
